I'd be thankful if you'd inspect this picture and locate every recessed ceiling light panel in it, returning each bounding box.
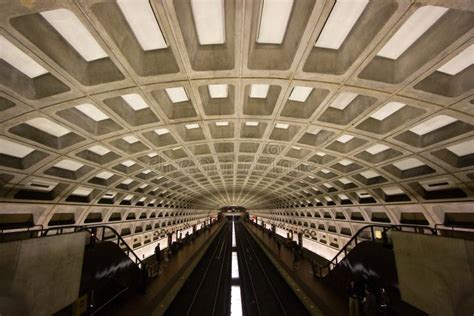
[208,84,228,98]
[117,0,168,51]
[257,0,294,44]
[41,9,108,62]
[288,86,313,102]
[377,5,448,60]
[249,84,270,99]
[191,0,226,45]
[165,87,189,103]
[315,0,369,50]
[0,35,48,78]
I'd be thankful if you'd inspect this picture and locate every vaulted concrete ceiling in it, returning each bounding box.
[0,0,473,211]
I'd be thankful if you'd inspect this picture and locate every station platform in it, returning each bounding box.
[244,222,347,316]
[97,222,224,316]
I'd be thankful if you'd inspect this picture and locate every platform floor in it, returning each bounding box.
[97,222,223,316]
[244,222,348,316]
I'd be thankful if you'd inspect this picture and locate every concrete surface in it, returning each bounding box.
[0,232,87,316]
[392,231,474,316]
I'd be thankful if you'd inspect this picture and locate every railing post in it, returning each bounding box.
[370,226,374,241]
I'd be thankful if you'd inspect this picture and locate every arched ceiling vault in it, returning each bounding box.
[0,0,473,213]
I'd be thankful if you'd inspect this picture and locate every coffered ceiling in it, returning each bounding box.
[0,0,473,212]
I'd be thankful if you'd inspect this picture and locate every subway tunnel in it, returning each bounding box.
[0,0,473,315]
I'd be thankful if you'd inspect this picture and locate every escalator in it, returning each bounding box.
[311,225,439,315]
[80,240,146,314]
[0,224,147,316]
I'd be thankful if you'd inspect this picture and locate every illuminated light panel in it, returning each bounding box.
[288,86,313,102]
[123,194,133,200]
[122,135,140,144]
[230,286,243,316]
[339,193,349,200]
[446,139,474,156]
[316,152,326,157]
[0,35,48,78]
[339,159,353,166]
[116,0,167,51]
[306,127,321,135]
[89,145,111,156]
[356,191,370,197]
[121,93,149,111]
[315,0,369,49]
[165,87,189,103]
[75,103,109,121]
[71,186,93,196]
[257,0,294,44]
[185,123,200,130]
[154,128,169,135]
[191,0,225,45]
[361,170,379,179]
[292,146,301,150]
[208,84,228,98]
[121,160,136,167]
[339,177,351,184]
[231,252,239,278]
[370,102,405,121]
[96,171,114,179]
[321,169,330,174]
[245,121,259,127]
[216,121,229,127]
[121,178,133,185]
[337,134,354,143]
[382,186,404,196]
[142,169,152,174]
[147,152,158,157]
[249,84,270,99]
[329,92,358,110]
[377,6,448,60]
[275,123,289,129]
[437,44,474,75]
[54,159,83,171]
[26,118,70,137]
[366,144,389,155]
[393,157,425,170]
[40,9,108,61]
[409,115,457,135]
[0,138,35,158]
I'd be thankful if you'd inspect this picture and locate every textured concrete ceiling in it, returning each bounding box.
[0,0,473,217]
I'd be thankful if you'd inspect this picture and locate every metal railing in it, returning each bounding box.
[0,223,146,269]
[313,223,458,277]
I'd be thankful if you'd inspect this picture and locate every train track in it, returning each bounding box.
[235,221,310,316]
[165,222,231,316]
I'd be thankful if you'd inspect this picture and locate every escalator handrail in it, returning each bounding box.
[81,225,146,269]
[309,223,438,277]
[0,224,146,270]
